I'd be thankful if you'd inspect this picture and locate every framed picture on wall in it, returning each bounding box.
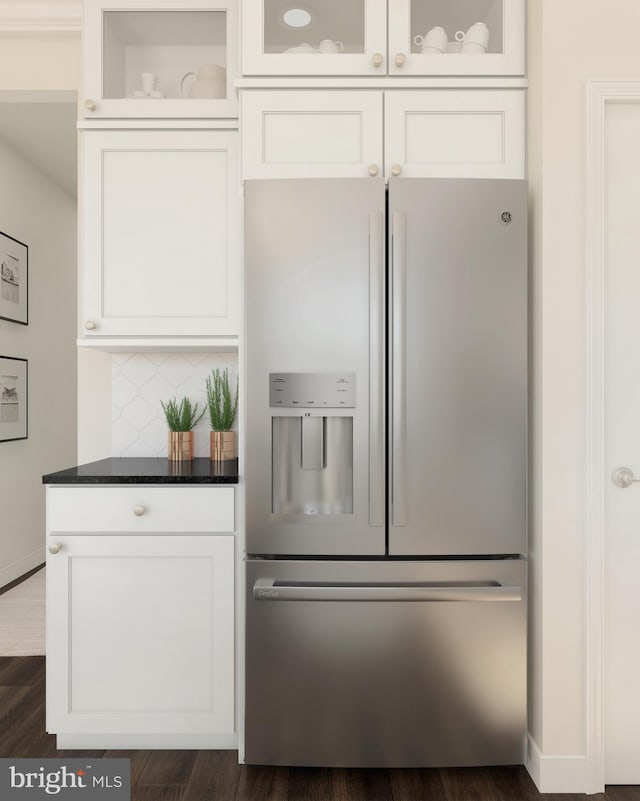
[0,356,28,442]
[0,231,28,325]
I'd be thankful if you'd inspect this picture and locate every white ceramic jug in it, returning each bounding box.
[181,64,226,99]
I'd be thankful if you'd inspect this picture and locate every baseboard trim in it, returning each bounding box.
[55,733,238,750]
[0,548,45,592]
[526,734,586,793]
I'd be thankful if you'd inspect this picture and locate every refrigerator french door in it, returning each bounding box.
[244,178,527,767]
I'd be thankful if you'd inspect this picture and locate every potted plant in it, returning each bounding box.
[160,397,205,461]
[206,368,239,461]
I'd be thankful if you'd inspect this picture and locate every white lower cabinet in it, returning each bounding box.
[241,89,526,180]
[46,488,236,749]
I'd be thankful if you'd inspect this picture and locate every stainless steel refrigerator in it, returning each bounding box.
[244,178,527,768]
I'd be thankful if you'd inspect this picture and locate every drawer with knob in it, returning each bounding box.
[47,486,235,534]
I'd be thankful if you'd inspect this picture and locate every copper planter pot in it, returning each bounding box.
[168,431,194,461]
[210,431,237,461]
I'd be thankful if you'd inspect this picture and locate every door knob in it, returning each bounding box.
[134,506,146,516]
[395,53,406,67]
[391,164,402,177]
[84,321,96,331]
[84,99,97,112]
[612,467,640,488]
[372,53,384,67]
[49,543,62,555]
[368,164,379,177]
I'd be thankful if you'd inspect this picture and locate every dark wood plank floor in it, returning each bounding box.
[0,656,636,801]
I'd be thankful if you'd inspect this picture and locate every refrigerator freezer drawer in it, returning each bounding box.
[245,559,526,768]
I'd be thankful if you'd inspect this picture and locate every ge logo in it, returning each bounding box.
[500,211,512,225]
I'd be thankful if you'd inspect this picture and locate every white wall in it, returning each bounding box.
[0,136,76,586]
[0,36,80,91]
[528,0,640,790]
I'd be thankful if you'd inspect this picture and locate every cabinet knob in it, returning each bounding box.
[84,321,96,331]
[391,164,402,177]
[49,543,62,555]
[395,53,406,67]
[84,99,97,112]
[368,164,379,177]
[134,506,146,517]
[372,53,384,67]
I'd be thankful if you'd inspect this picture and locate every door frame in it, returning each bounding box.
[584,79,640,796]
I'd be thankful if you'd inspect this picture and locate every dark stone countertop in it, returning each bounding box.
[42,457,239,485]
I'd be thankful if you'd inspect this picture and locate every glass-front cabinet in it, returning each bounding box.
[83,0,238,118]
[242,0,387,75]
[242,0,525,77]
[389,0,525,76]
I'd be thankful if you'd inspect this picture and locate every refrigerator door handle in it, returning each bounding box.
[369,211,385,527]
[253,579,522,603]
[391,211,407,526]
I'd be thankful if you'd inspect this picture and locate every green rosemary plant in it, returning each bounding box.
[160,397,205,432]
[206,368,239,432]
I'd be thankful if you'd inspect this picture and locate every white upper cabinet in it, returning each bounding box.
[242,0,387,76]
[241,89,525,180]
[241,0,525,77]
[82,0,238,118]
[389,0,525,76]
[81,129,240,338]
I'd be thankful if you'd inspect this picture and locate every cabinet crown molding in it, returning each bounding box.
[0,1,81,34]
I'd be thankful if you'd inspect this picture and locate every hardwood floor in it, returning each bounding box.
[0,656,634,801]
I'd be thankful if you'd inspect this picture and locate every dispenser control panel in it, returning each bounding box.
[269,373,356,408]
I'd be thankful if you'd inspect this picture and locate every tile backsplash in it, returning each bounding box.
[111,353,238,458]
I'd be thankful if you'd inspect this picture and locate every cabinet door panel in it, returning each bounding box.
[47,535,234,735]
[82,130,239,336]
[82,0,238,119]
[385,90,525,179]
[388,0,525,76]
[241,91,383,178]
[242,0,387,76]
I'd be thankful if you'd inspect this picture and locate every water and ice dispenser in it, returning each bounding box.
[270,373,355,516]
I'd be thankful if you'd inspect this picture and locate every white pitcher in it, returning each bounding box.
[181,64,226,99]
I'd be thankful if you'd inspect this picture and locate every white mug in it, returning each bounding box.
[141,72,157,94]
[318,39,344,53]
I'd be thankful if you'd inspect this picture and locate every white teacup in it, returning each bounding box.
[414,26,448,53]
[318,39,344,53]
[464,21,490,48]
[446,41,463,53]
